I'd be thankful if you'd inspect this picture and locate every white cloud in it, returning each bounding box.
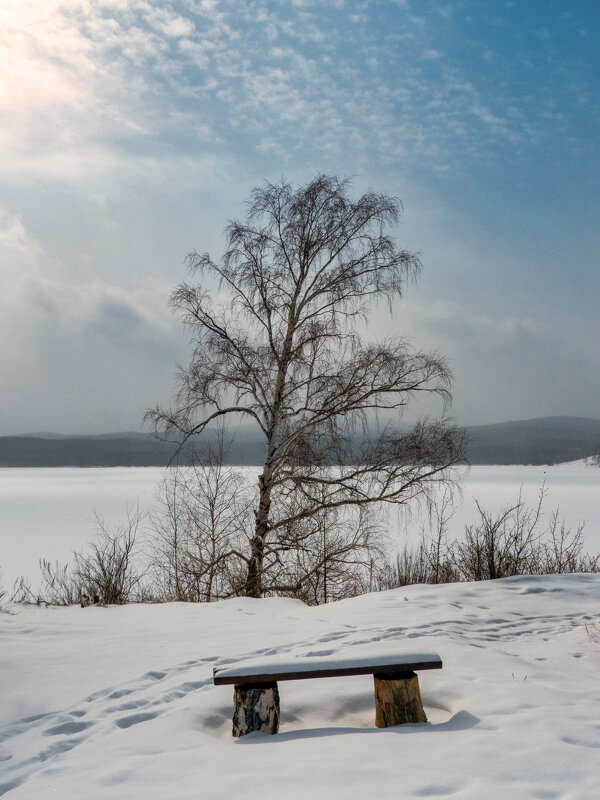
[469,104,514,137]
[422,48,442,60]
[0,206,185,433]
[0,209,40,256]
[0,0,584,188]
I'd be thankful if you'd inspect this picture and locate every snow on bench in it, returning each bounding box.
[213,651,442,684]
[213,650,443,737]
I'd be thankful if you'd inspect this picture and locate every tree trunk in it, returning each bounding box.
[244,534,265,598]
[243,337,293,598]
[245,471,271,597]
[232,682,280,737]
[373,671,427,727]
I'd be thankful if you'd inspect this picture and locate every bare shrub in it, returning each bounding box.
[376,490,459,590]
[39,560,80,605]
[149,434,252,602]
[74,506,144,605]
[453,490,544,581]
[267,502,385,605]
[376,483,598,590]
[539,510,599,574]
[376,543,434,590]
[453,486,598,581]
[10,576,43,604]
[8,508,147,607]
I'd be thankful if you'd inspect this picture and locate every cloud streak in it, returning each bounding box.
[2,0,594,182]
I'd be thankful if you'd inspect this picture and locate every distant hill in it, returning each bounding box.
[0,433,182,467]
[466,416,600,465]
[0,416,599,467]
[0,429,266,467]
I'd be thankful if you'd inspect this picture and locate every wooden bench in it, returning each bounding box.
[213,652,442,737]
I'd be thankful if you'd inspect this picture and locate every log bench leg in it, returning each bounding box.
[232,682,280,737]
[373,671,427,727]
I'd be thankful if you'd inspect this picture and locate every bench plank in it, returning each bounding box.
[213,652,442,686]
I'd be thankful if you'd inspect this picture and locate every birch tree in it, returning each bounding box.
[147,175,465,597]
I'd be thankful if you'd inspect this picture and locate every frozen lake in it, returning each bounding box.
[1,463,599,590]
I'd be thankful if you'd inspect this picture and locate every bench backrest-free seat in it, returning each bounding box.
[213,652,442,685]
[213,651,443,736]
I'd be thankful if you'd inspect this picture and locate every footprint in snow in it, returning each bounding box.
[562,734,600,749]
[0,777,25,797]
[304,649,334,657]
[412,783,460,797]
[104,698,150,714]
[106,688,134,700]
[38,738,83,760]
[115,711,161,729]
[43,720,94,736]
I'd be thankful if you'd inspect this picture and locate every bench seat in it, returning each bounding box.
[213,651,442,685]
[213,650,443,736]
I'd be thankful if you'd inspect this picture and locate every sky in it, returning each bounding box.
[0,0,598,434]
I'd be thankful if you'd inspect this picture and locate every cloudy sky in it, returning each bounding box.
[0,0,598,434]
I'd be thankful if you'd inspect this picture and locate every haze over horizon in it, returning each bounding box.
[1,1,598,435]
[5,414,600,441]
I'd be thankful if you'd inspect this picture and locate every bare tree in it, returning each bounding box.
[151,466,186,600]
[149,431,252,601]
[147,175,465,597]
[415,488,458,585]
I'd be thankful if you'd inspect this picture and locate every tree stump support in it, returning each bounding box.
[232,681,280,737]
[373,671,427,727]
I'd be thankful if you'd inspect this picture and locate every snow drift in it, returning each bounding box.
[1,574,599,798]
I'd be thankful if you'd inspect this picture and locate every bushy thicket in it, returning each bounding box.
[148,460,251,602]
[9,479,599,607]
[377,486,599,591]
[11,507,145,606]
[147,463,384,605]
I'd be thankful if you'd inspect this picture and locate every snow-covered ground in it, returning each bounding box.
[1,462,599,589]
[2,574,599,798]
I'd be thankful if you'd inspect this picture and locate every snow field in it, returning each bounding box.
[1,574,599,799]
